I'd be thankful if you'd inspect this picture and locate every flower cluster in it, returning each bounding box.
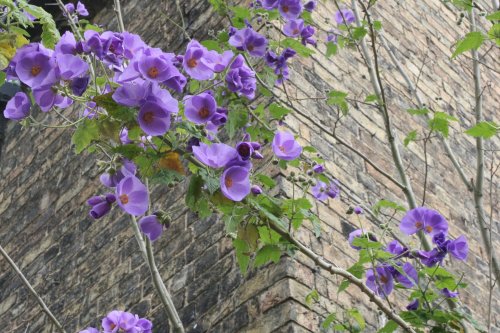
[79,310,152,333]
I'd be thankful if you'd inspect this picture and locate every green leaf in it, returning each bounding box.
[465,121,498,139]
[451,32,484,59]
[488,24,500,46]
[230,6,251,20]
[255,174,276,189]
[112,144,144,160]
[486,11,500,21]
[201,39,222,52]
[322,313,337,329]
[327,90,349,115]
[352,27,368,40]
[404,130,418,147]
[186,175,204,209]
[238,223,259,251]
[280,38,315,57]
[326,42,338,58]
[407,108,429,116]
[269,102,291,119]
[303,146,317,153]
[305,289,319,306]
[348,308,366,330]
[428,112,458,138]
[72,119,99,153]
[254,245,281,267]
[257,226,281,245]
[378,320,398,333]
[0,71,5,87]
[338,280,350,293]
[373,21,382,31]
[365,94,378,103]
[227,107,248,139]
[233,239,250,274]
[347,263,364,279]
[352,237,383,249]
[372,199,406,215]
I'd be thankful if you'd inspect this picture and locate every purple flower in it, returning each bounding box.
[122,32,147,60]
[136,318,153,333]
[386,240,405,256]
[203,50,234,73]
[406,299,419,311]
[15,50,57,88]
[400,207,448,237]
[265,48,296,84]
[56,54,88,80]
[76,1,89,16]
[33,85,73,112]
[182,40,215,80]
[225,55,256,99]
[138,101,171,136]
[348,229,364,250]
[335,9,355,25]
[312,164,324,173]
[441,288,459,298]
[393,262,418,288]
[304,0,316,11]
[236,141,260,160]
[416,248,446,267]
[55,31,77,55]
[251,185,263,195]
[278,0,303,20]
[229,28,268,57]
[113,80,150,107]
[3,92,30,120]
[366,266,394,296]
[87,193,116,219]
[139,215,163,241]
[262,0,279,9]
[300,25,316,46]
[283,19,304,37]
[102,310,138,332]
[115,176,149,216]
[326,179,340,198]
[312,181,329,201]
[138,55,174,82]
[64,3,75,15]
[192,142,238,168]
[100,159,137,188]
[354,206,363,215]
[272,131,302,160]
[184,92,217,124]
[221,166,251,201]
[447,235,468,260]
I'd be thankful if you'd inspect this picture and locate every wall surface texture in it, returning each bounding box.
[0,0,499,332]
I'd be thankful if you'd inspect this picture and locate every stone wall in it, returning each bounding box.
[0,0,499,332]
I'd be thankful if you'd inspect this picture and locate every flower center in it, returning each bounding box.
[143,111,154,123]
[415,221,423,229]
[380,275,388,283]
[292,28,299,34]
[31,65,42,76]
[237,144,250,157]
[247,43,255,51]
[282,5,289,12]
[278,145,286,153]
[187,58,197,68]
[119,194,129,205]
[109,44,115,53]
[110,323,116,330]
[425,226,433,233]
[147,66,159,78]
[225,176,233,188]
[198,107,210,119]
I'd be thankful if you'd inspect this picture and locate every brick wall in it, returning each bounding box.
[0,0,498,332]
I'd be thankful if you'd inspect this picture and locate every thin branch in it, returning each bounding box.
[0,245,67,333]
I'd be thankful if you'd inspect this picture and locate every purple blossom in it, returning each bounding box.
[386,240,406,256]
[441,288,459,298]
[122,32,147,60]
[335,9,355,25]
[116,175,149,216]
[192,142,238,168]
[265,48,296,84]
[354,206,363,215]
[406,299,419,311]
[278,0,303,20]
[100,159,137,187]
[3,92,30,120]
[15,50,57,88]
[87,193,116,219]
[447,235,468,260]
[272,131,302,160]
[262,0,279,9]
[139,215,163,241]
[229,28,268,57]
[221,166,251,201]
[283,19,304,37]
[300,25,316,46]
[183,92,217,124]
[79,328,99,333]
[312,164,324,173]
[393,262,418,288]
[102,310,138,332]
[182,40,215,80]
[33,85,73,112]
[312,181,329,201]
[400,207,448,237]
[76,1,89,16]
[251,185,263,195]
[366,266,394,296]
[55,31,77,55]
[138,55,174,82]
[326,179,340,198]
[64,3,75,15]
[113,80,150,107]
[416,248,447,267]
[138,101,171,136]
[348,229,364,250]
[225,55,256,99]
[304,0,316,11]
[71,76,90,96]
[56,54,88,80]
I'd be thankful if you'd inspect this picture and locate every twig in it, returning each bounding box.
[0,245,67,333]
